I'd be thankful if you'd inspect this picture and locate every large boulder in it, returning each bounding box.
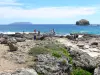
[76,19,90,25]
[34,54,72,75]
[8,43,18,51]
[68,48,96,71]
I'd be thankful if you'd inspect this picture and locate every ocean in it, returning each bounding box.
[0,24,100,35]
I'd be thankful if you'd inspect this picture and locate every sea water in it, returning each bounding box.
[0,24,99,35]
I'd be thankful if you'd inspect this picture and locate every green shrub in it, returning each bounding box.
[72,68,92,75]
[38,73,44,75]
[29,42,73,63]
[60,47,72,64]
[52,51,61,58]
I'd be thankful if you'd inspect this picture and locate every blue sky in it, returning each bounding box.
[0,0,100,24]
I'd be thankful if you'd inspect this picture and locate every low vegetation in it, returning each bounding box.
[29,46,50,56]
[72,68,92,75]
[28,40,92,75]
[52,51,61,58]
[28,42,72,62]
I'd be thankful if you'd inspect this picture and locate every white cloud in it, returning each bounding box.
[0,0,22,6]
[0,6,97,19]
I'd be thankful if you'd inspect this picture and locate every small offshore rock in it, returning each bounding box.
[76,19,90,25]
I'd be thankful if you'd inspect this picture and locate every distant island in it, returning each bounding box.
[9,22,33,25]
[76,19,90,26]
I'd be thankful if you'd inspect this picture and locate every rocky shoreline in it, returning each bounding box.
[0,32,99,75]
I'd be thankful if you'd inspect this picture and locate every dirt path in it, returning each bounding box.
[0,44,25,72]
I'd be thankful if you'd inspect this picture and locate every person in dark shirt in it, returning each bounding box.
[34,35,36,40]
[38,31,40,36]
[34,29,36,34]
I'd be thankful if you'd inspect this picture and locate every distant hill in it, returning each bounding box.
[9,22,33,25]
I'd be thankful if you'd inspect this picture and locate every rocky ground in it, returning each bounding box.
[57,37,100,57]
[0,33,100,75]
[57,34,100,75]
[0,40,36,72]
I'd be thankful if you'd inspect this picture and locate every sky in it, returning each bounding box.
[0,0,100,24]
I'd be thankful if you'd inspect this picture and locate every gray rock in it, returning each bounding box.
[69,48,96,70]
[14,33,24,38]
[0,37,7,44]
[36,36,45,40]
[94,56,100,66]
[0,73,11,75]
[8,33,23,38]
[7,38,17,44]
[12,68,38,75]
[77,44,84,49]
[91,42,98,48]
[0,68,38,75]
[24,34,34,40]
[16,38,26,42]
[91,42,98,46]
[8,43,18,51]
[94,65,100,75]
[84,45,90,49]
[34,54,72,75]
[66,35,75,40]
[66,34,78,40]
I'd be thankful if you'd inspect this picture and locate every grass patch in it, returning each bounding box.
[28,42,72,64]
[38,73,44,75]
[52,51,61,58]
[28,46,50,56]
[72,68,92,75]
